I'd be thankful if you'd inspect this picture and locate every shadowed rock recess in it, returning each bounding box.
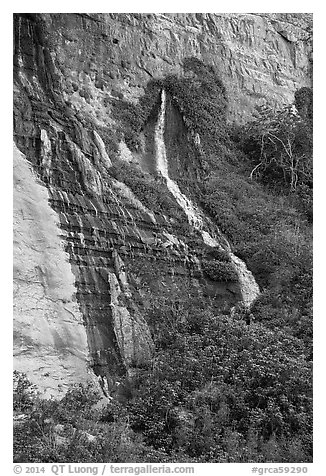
[13,13,312,396]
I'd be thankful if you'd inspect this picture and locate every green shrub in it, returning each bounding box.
[295,87,313,122]
[109,160,190,232]
[160,57,230,155]
[127,312,312,462]
[202,259,238,282]
[111,81,161,151]
[13,371,38,413]
[204,247,230,262]
[235,101,312,194]
[13,376,178,463]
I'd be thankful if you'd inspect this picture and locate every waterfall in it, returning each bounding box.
[155,90,216,240]
[228,252,260,307]
[154,90,260,307]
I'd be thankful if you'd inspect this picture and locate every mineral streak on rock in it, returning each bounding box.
[13,144,91,397]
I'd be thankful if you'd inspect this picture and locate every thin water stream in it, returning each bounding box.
[154,90,260,307]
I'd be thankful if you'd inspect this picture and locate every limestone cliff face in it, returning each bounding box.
[13,144,90,397]
[14,13,312,123]
[13,13,312,392]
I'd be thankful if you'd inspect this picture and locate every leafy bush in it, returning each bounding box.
[202,259,238,282]
[160,57,230,155]
[109,160,190,233]
[295,87,313,122]
[204,247,230,262]
[110,57,229,157]
[192,149,312,344]
[13,302,312,463]
[13,371,38,413]
[236,101,312,194]
[127,311,312,462]
[111,81,161,151]
[14,377,186,463]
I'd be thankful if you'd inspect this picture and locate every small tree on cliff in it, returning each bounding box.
[161,57,230,153]
[239,89,312,193]
[295,86,313,123]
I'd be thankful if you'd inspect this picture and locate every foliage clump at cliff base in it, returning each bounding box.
[155,58,312,349]
[127,307,312,462]
[14,302,312,463]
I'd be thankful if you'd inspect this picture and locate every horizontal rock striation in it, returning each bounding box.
[13,144,91,397]
[13,12,311,390]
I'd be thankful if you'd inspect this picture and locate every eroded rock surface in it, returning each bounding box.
[13,13,312,391]
[13,144,90,397]
[14,13,311,123]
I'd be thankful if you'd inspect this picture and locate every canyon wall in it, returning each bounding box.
[14,13,312,123]
[13,144,91,397]
[13,13,312,393]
